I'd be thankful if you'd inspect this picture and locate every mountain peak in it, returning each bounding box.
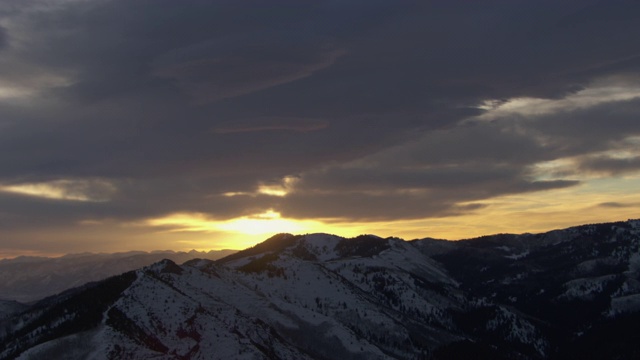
[218,233,397,268]
[145,258,183,275]
[294,233,344,261]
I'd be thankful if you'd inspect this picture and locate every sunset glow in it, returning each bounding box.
[1,1,640,258]
[217,210,321,235]
[146,210,325,238]
[0,180,115,202]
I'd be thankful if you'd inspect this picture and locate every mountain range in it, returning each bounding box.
[0,250,236,303]
[1,220,640,359]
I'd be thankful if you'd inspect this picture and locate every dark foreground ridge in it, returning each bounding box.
[2,220,640,359]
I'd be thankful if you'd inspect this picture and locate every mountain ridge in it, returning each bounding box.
[1,219,640,359]
[0,249,237,303]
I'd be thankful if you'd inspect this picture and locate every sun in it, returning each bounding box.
[146,209,323,237]
[217,210,314,235]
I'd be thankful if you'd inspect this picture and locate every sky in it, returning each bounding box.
[1,0,640,257]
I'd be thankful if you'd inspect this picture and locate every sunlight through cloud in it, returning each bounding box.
[222,176,298,198]
[147,210,324,237]
[0,179,116,202]
[476,80,640,121]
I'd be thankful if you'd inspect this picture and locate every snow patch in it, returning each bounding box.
[560,275,617,300]
[298,233,342,261]
[505,250,530,260]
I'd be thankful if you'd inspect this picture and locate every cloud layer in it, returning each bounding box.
[1,0,640,253]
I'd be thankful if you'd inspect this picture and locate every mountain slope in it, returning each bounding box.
[428,219,640,359]
[1,220,640,359]
[0,300,27,320]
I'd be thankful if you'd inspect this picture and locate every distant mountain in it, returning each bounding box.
[1,220,640,359]
[0,250,236,303]
[0,300,27,320]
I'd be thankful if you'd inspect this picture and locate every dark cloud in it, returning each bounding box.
[278,180,578,221]
[0,188,264,229]
[153,42,346,103]
[0,25,6,50]
[1,0,640,252]
[597,202,634,208]
[280,133,581,219]
[279,192,488,221]
[580,156,640,175]
[525,99,640,155]
[211,117,329,134]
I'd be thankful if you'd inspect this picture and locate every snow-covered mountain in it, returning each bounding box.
[1,220,640,359]
[0,250,236,303]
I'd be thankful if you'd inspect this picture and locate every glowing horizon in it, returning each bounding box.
[128,174,640,253]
